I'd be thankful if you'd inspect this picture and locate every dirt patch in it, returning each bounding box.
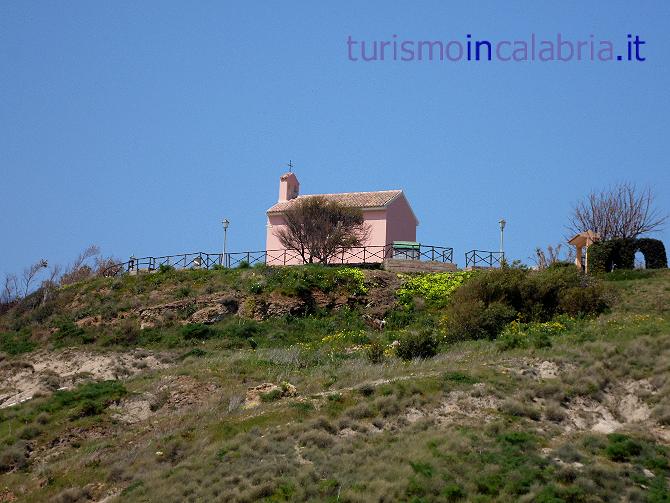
[433,386,501,425]
[0,349,170,409]
[364,270,402,319]
[161,375,220,409]
[244,382,297,409]
[563,396,622,434]
[110,374,220,423]
[110,396,153,424]
[381,384,501,431]
[138,293,240,328]
[241,293,308,320]
[551,379,658,437]
[509,359,575,380]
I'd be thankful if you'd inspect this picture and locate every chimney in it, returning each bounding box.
[278,172,299,202]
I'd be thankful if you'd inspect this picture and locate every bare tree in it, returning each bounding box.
[60,244,101,285]
[568,182,667,240]
[1,245,110,311]
[40,263,62,304]
[274,196,371,264]
[1,273,19,304]
[94,255,122,277]
[533,243,575,270]
[21,259,48,297]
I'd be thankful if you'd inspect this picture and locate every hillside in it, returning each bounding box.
[1,265,669,502]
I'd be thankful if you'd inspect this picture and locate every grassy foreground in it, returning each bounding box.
[0,267,669,502]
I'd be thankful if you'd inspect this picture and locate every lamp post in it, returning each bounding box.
[499,218,506,261]
[222,219,230,267]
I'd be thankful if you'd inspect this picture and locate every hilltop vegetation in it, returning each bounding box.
[0,264,669,502]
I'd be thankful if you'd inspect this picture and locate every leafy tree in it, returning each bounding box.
[274,196,370,264]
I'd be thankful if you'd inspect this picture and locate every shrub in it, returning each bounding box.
[265,265,337,296]
[366,339,385,364]
[53,320,92,345]
[52,487,93,503]
[18,425,41,440]
[108,319,140,346]
[445,301,516,342]
[41,381,127,416]
[558,285,610,317]
[335,267,368,295]
[260,389,282,402]
[442,483,466,501]
[220,320,262,341]
[636,238,668,269]
[497,320,567,351]
[443,371,478,385]
[605,433,642,462]
[501,399,541,420]
[299,430,334,448]
[545,403,567,423]
[444,267,609,342]
[0,329,35,355]
[396,271,474,309]
[248,282,264,294]
[346,403,375,419]
[176,286,192,298]
[74,399,105,418]
[385,307,418,329]
[178,347,208,359]
[35,412,51,425]
[589,238,667,273]
[358,384,375,397]
[0,443,28,473]
[396,329,439,360]
[180,323,216,340]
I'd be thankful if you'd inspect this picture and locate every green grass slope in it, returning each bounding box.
[0,267,669,502]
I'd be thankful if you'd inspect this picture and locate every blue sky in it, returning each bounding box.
[1,1,669,274]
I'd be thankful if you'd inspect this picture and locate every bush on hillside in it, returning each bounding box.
[395,329,439,360]
[181,323,216,340]
[0,329,36,355]
[444,301,517,342]
[558,285,610,317]
[220,319,262,341]
[396,271,474,309]
[265,265,367,297]
[636,238,668,269]
[588,238,667,273]
[497,320,567,351]
[444,266,610,342]
[53,319,94,345]
[366,338,386,364]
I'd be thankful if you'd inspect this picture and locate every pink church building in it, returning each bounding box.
[265,172,419,265]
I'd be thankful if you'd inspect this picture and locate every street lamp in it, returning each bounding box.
[222,219,230,267]
[499,218,506,259]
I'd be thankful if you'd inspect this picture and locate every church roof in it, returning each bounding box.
[266,190,404,214]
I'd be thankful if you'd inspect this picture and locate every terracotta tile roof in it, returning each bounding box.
[266,190,403,213]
